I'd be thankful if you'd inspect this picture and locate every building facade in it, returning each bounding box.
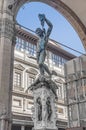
[11,26,75,130]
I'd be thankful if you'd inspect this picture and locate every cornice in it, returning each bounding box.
[12,90,33,100]
[14,57,38,69]
[16,26,38,44]
[14,64,25,71]
[16,27,75,59]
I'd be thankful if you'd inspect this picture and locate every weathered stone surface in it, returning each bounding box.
[0,1,15,130]
[30,76,57,130]
[64,55,86,128]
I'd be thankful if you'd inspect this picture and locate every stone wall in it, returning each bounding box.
[64,55,86,127]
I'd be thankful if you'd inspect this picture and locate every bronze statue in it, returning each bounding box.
[46,97,52,121]
[25,14,58,99]
[36,97,42,121]
[35,14,53,77]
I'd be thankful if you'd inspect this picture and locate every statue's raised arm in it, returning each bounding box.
[44,16,53,37]
[38,14,53,38]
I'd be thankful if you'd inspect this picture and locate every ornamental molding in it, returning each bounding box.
[14,64,25,71]
[26,68,38,75]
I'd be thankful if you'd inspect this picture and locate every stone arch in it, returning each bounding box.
[11,0,86,50]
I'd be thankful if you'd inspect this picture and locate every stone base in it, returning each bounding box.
[31,77,58,130]
[32,86,57,129]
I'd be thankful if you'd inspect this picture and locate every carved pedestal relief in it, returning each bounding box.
[30,77,57,130]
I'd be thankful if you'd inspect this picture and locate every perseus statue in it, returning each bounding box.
[25,14,58,98]
[35,14,53,77]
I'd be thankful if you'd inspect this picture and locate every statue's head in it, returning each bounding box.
[35,28,43,37]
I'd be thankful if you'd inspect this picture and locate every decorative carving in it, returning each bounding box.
[26,75,58,99]
[46,97,52,121]
[32,86,57,130]
[14,64,25,70]
[36,97,42,121]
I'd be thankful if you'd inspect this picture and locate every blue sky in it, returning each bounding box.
[16,2,85,56]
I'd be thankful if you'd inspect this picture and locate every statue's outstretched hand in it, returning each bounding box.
[38,14,45,27]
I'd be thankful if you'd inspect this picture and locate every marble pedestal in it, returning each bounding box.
[31,77,58,130]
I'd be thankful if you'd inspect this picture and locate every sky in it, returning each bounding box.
[16,2,86,56]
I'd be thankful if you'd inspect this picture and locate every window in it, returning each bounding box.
[15,37,36,56]
[27,74,35,87]
[14,72,21,87]
[21,39,25,50]
[28,43,36,56]
[52,53,59,66]
[51,52,68,67]
[29,76,34,85]
[26,68,38,88]
[16,37,21,50]
[57,86,62,98]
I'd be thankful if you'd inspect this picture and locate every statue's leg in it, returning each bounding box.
[39,64,44,75]
[43,63,51,76]
[39,50,51,76]
[38,51,45,75]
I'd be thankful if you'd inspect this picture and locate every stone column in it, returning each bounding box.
[0,0,15,129]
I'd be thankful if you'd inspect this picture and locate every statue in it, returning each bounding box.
[46,97,52,121]
[25,14,58,99]
[35,14,53,77]
[36,97,42,121]
[26,15,57,130]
